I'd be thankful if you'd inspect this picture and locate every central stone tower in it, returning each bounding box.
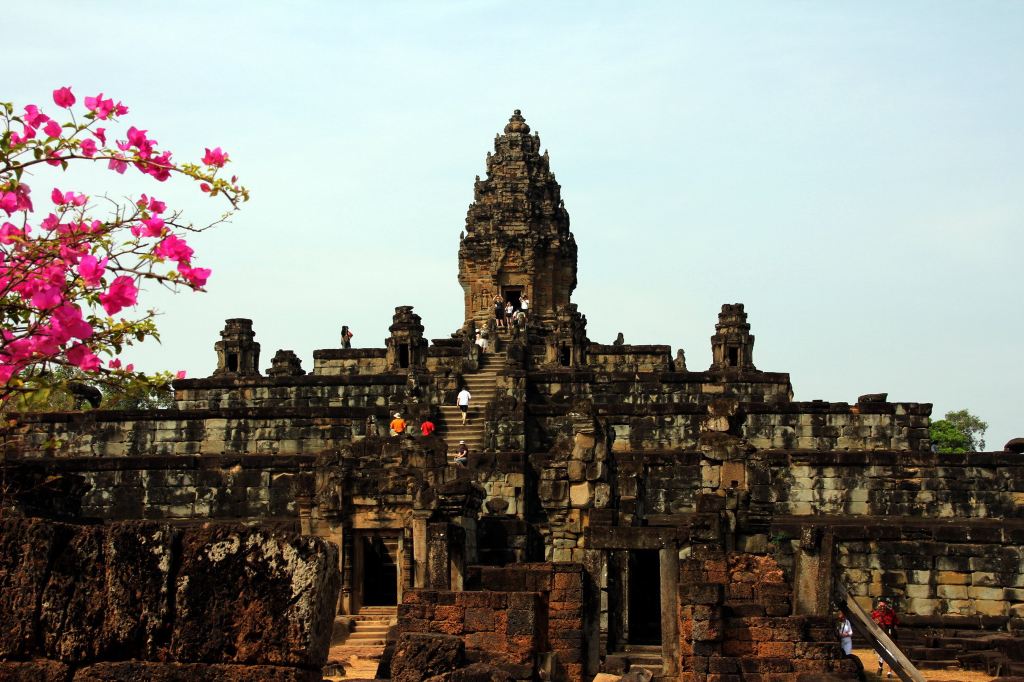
[457,110,578,327]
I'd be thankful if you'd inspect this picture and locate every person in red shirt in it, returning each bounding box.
[871,598,899,677]
[420,418,435,437]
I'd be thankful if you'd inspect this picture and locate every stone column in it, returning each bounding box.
[412,512,430,588]
[427,522,464,590]
[793,525,835,616]
[660,547,681,675]
[341,531,354,614]
[581,549,604,678]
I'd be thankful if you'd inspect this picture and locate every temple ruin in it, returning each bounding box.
[2,110,1022,681]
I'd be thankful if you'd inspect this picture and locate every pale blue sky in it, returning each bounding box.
[7,1,1022,448]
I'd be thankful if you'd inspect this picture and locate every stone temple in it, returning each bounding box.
[3,110,1023,682]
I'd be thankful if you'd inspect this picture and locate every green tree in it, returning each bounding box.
[929,409,988,453]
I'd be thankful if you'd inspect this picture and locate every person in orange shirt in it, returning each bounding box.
[390,412,406,436]
[420,418,435,437]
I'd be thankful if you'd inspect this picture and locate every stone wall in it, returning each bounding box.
[8,408,357,458]
[764,450,1024,517]
[586,345,673,373]
[831,523,1024,618]
[465,563,589,682]
[398,589,544,680]
[678,550,858,681]
[173,373,411,410]
[3,455,314,522]
[0,518,340,681]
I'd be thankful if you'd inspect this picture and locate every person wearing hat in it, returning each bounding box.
[871,597,899,677]
[389,412,406,436]
[454,440,469,466]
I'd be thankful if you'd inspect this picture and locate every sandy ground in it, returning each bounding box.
[854,649,997,682]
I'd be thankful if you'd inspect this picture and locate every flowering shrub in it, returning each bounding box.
[0,86,247,404]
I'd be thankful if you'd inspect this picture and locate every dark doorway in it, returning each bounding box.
[628,550,662,644]
[398,343,410,369]
[227,353,238,372]
[559,345,571,367]
[728,346,739,367]
[361,536,397,606]
[504,288,522,310]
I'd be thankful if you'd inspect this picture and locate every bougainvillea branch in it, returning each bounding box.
[0,86,248,403]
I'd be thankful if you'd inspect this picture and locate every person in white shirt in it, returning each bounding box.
[520,296,529,315]
[457,387,472,424]
[836,611,853,656]
[475,331,488,353]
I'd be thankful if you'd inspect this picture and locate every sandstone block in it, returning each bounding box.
[937,584,968,599]
[71,662,321,681]
[0,660,70,681]
[171,525,340,667]
[968,586,1005,601]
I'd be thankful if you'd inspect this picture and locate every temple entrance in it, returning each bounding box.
[360,535,398,606]
[503,287,522,310]
[628,550,662,644]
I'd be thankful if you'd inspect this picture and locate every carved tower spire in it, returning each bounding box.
[457,110,578,327]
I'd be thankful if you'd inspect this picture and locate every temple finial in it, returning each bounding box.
[504,109,530,134]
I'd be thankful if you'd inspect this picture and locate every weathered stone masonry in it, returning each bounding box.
[3,110,1022,681]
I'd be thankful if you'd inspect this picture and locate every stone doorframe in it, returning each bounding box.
[341,527,410,614]
[598,540,679,671]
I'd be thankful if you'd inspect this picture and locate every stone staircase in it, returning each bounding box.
[323,606,397,680]
[605,644,663,678]
[439,347,504,461]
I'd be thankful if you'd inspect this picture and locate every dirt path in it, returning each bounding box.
[853,649,996,682]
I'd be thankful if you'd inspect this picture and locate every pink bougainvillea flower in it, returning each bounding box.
[50,188,87,207]
[201,147,229,168]
[23,104,49,128]
[80,138,98,157]
[107,154,128,175]
[98,276,138,315]
[154,235,194,263]
[45,149,64,167]
[52,86,76,108]
[11,125,36,145]
[125,363,134,372]
[78,254,107,286]
[139,194,166,214]
[93,127,107,145]
[199,183,211,193]
[43,119,62,139]
[31,285,63,310]
[53,304,93,340]
[67,343,101,372]
[138,150,173,182]
[0,222,25,244]
[84,93,115,119]
[175,370,186,379]
[178,264,211,288]
[140,216,164,236]
[108,358,122,369]
[0,192,17,215]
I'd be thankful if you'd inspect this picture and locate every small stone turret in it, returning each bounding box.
[267,349,305,377]
[386,306,427,370]
[710,304,755,371]
[213,318,261,377]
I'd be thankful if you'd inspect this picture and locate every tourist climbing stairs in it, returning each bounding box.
[439,347,505,462]
[324,605,397,680]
